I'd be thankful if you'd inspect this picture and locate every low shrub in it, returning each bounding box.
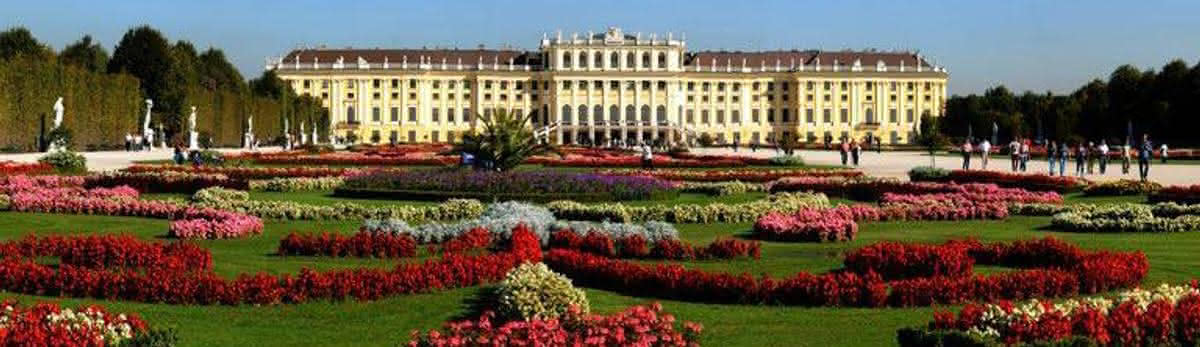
[546,192,830,223]
[1050,203,1200,233]
[768,155,805,166]
[496,263,589,321]
[678,181,764,196]
[37,150,87,173]
[249,176,344,192]
[1082,179,1162,196]
[907,166,949,181]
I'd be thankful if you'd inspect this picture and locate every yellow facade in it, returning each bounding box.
[269,27,948,146]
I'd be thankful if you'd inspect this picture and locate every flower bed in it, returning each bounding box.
[85,171,246,194]
[5,178,263,239]
[768,177,1064,204]
[916,169,1089,193]
[1051,203,1200,233]
[677,181,765,196]
[336,170,679,202]
[752,201,1011,242]
[1149,184,1200,204]
[599,168,862,183]
[407,303,702,347]
[0,161,53,176]
[549,230,760,260]
[544,237,1147,307]
[898,283,1200,346]
[125,164,362,180]
[277,232,419,258]
[1082,178,1162,196]
[0,300,174,346]
[228,151,458,166]
[546,192,830,223]
[0,225,543,305]
[529,153,766,168]
[191,187,485,222]
[362,201,678,245]
[249,176,345,192]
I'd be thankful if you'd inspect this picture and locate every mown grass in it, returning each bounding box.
[2,189,1199,346]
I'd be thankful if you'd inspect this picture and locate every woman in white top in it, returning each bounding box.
[979,140,991,169]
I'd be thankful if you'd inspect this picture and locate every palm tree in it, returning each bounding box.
[454,108,555,171]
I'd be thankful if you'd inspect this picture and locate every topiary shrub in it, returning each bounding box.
[697,133,715,148]
[907,166,949,182]
[768,155,805,167]
[496,262,589,321]
[38,150,87,173]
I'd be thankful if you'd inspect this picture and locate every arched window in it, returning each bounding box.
[578,105,588,123]
[625,52,635,68]
[609,105,619,124]
[593,52,602,68]
[346,106,356,123]
[562,52,572,68]
[657,52,666,69]
[578,52,588,68]
[561,105,572,125]
[593,105,603,125]
[641,52,650,68]
[625,105,636,124]
[656,105,667,124]
[609,52,619,69]
[640,105,651,123]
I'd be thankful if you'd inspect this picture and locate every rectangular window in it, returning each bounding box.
[767,109,775,123]
[372,107,381,122]
[823,109,832,123]
[409,79,417,89]
[906,109,915,122]
[716,110,724,124]
[408,131,416,143]
[390,131,398,142]
[391,79,399,88]
[840,109,849,123]
[889,109,898,123]
[686,110,695,124]
[431,108,440,122]
[431,131,439,143]
[390,107,399,122]
[752,109,760,123]
[732,110,740,124]
[781,109,791,123]
[408,107,417,123]
[806,109,814,123]
[448,109,456,123]
[464,108,472,122]
[701,110,710,124]
[372,130,380,144]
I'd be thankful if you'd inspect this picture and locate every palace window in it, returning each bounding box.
[716,110,724,124]
[889,109,898,123]
[907,109,914,122]
[562,53,572,68]
[767,109,775,123]
[732,110,741,123]
[373,79,381,88]
[448,108,456,123]
[806,109,814,123]
[701,110,710,124]
[717,82,726,92]
[626,52,635,68]
[781,82,789,91]
[641,52,650,68]
[594,80,603,90]
[373,92,380,100]
[657,52,666,69]
[687,82,695,91]
[432,81,440,89]
[733,83,741,92]
[391,79,399,88]
[500,81,508,90]
[409,79,417,88]
[752,109,760,123]
[657,81,666,91]
[840,108,848,123]
[594,52,603,67]
[408,107,417,123]
[372,107,381,122]
[823,109,832,123]
[579,52,588,68]
[641,81,650,90]
[686,109,695,124]
[610,81,619,90]
[767,82,774,91]
[610,52,619,68]
[702,82,710,91]
[431,108,440,122]
[390,107,399,122]
[781,109,791,123]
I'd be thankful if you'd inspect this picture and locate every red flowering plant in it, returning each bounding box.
[0,300,172,346]
[548,230,761,260]
[0,161,53,176]
[915,169,1090,193]
[407,302,702,347]
[0,225,543,306]
[543,237,1146,308]
[1149,184,1200,204]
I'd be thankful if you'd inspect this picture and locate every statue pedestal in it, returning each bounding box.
[189,131,199,150]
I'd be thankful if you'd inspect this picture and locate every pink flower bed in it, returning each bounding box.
[753,201,1010,242]
[408,303,702,347]
[3,175,262,239]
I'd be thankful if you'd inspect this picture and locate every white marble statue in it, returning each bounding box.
[283,117,292,150]
[243,115,255,149]
[188,106,199,150]
[142,99,153,137]
[312,126,318,145]
[299,121,307,145]
[48,97,65,152]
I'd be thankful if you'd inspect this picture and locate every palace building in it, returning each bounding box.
[267,27,948,146]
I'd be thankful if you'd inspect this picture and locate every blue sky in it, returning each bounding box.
[4,0,1198,95]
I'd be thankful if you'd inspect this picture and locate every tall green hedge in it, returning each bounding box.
[183,87,284,147]
[0,57,141,151]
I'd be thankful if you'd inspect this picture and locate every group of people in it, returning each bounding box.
[960,134,1166,181]
[838,139,864,167]
[123,133,154,151]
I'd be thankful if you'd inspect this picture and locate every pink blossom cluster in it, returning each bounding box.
[408,303,702,347]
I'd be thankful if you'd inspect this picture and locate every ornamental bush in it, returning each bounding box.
[907,166,949,181]
[678,181,764,196]
[37,150,87,173]
[496,263,589,321]
[249,176,344,192]
[1050,203,1200,233]
[1082,178,1162,196]
[768,155,806,166]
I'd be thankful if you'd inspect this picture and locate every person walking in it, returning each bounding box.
[1097,140,1110,174]
[979,139,992,170]
[173,145,185,165]
[1139,134,1153,181]
[851,139,862,166]
[839,140,849,166]
[1057,141,1069,176]
[124,133,132,151]
[640,143,654,170]
[961,139,973,170]
[1008,138,1020,171]
[1122,142,1132,174]
[1160,143,1169,164]
[1075,142,1087,177]
[732,139,739,152]
[1089,139,1099,172]
[1047,140,1058,175]
[1019,139,1030,172]
[751,141,758,153]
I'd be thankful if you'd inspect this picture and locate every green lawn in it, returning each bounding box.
[3,188,1199,346]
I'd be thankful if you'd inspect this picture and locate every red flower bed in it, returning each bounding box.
[0,234,212,272]
[84,171,247,194]
[0,161,53,176]
[548,230,761,260]
[544,237,1146,307]
[0,225,542,305]
[599,168,862,182]
[125,164,363,180]
[1149,184,1200,204]
[408,303,702,347]
[922,170,1089,193]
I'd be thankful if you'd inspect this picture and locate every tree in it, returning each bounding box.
[60,35,109,72]
[108,26,178,114]
[0,27,51,60]
[916,113,949,167]
[197,48,245,91]
[778,132,799,156]
[454,108,554,171]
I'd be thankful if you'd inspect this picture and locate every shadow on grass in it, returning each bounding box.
[451,286,500,321]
